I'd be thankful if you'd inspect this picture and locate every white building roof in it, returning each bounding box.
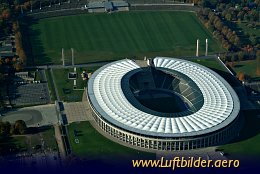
[87,57,240,138]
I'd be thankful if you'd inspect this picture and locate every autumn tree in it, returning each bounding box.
[256,51,260,76]
[237,72,245,81]
[0,121,11,137]
[13,120,27,135]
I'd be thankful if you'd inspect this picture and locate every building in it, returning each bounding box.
[87,57,241,151]
[0,39,15,59]
[88,1,129,13]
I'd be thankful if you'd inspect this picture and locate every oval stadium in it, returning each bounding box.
[87,57,241,151]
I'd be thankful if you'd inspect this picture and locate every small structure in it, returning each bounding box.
[81,71,88,80]
[88,1,129,13]
[0,52,15,59]
[0,40,15,59]
[112,1,129,11]
[0,45,13,53]
[104,1,113,12]
[15,71,34,81]
[4,39,13,47]
[87,73,92,79]
[88,1,106,13]
[68,72,77,80]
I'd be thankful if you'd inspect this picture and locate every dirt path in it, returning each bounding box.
[54,124,66,159]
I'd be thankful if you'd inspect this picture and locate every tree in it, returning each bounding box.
[14,63,23,71]
[256,51,260,76]
[249,35,257,45]
[237,72,245,81]
[237,11,245,21]
[215,20,223,31]
[238,51,245,61]
[14,120,27,135]
[0,122,11,136]
[2,9,11,19]
[202,8,211,16]
[234,36,240,47]
[225,13,232,21]
[221,26,229,36]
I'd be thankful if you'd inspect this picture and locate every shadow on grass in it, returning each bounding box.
[0,136,27,156]
[20,16,50,66]
[26,125,52,134]
[228,110,260,144]
[234,64,245,68]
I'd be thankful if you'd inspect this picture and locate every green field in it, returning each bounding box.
[51,67,101,102]
[0,126,57,155]
[220,111,260,158]
[68,121,155,161]
[29,11,223,65]
[232,60,259,79]
[52,68,86,102]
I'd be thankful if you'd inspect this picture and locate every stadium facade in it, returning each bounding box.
[87,57,240,151]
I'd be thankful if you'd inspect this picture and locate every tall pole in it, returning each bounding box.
[196,39,199,57]
[62,48,65,66]
[20,6,23,14]
[71,48,74,66]
[30,1,32,12]
[205,38,208,56]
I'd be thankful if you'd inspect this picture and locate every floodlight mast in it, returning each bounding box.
[196,39,199,57]
[205,38,208,56]
[71,48,75,66]
[62,48,65,66]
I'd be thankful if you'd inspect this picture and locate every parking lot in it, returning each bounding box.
[8,83,51,106]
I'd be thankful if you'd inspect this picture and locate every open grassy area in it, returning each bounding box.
[189,57,228,72]
[231,21,260,45]
[45,69,57,102]
[0,126,57,155]
[220,111,260,158]
[29,11,223,65]
[232,60,259,79]
[52,67,88,102]
[68,121,155,160]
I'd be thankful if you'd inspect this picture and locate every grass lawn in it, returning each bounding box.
[29,126,57,150]
[232,60,259,79]
[0,136,28,155]
[45,69,57,102]
[0,126,57,155]
[29,11,223,65]
[52,67,89,102]
[233,21,260,45]
[68,121,155,161]
[188,57,228,72]
[219,111,260,158]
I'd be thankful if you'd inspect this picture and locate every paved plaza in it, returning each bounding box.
[8,83,50,106]
[64,101,92,123]
[0,104,58,127]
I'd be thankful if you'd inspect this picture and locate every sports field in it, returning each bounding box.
[29,11,224,65]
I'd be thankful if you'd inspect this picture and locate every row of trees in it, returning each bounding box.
[220,5,259,22]
[199,0,260,9]
[0,120,27,137]
[0,3,12,38]
[13,21,27,67]
[198,8,241,51]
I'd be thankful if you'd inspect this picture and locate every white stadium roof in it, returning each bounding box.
[87,57,240,138]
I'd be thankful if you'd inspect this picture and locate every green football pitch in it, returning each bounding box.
[29,11,224,65]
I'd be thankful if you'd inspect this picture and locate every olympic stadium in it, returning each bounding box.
[87,57,241,151]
